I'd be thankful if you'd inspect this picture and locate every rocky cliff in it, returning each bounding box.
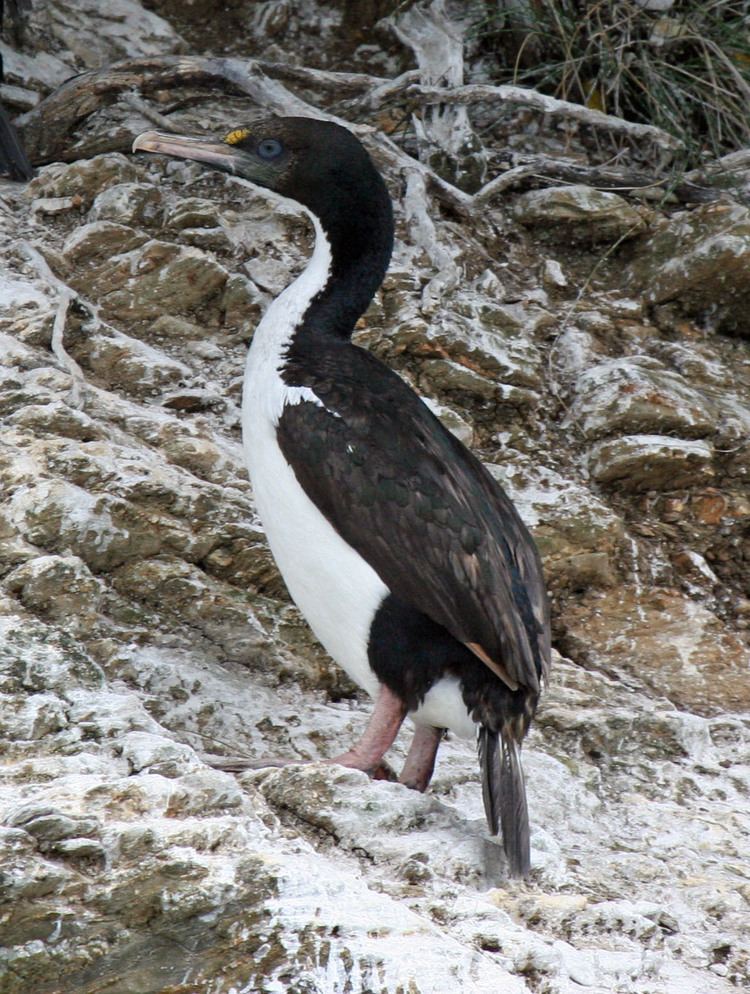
[0,2,748,992]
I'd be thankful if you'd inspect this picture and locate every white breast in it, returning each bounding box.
[241,211,476,739]
[241,215,386,697]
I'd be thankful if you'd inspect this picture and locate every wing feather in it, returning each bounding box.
[276,345,550,691]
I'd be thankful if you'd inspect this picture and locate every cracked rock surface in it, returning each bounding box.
[0,2,748,992]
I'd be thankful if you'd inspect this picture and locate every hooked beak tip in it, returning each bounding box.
[132,130,166,154]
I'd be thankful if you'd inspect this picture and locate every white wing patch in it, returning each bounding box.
[283,385,341,420]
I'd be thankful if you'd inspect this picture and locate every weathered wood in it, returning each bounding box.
[403,82,683,154]
[474,154,721,207]
[16,54,475,218]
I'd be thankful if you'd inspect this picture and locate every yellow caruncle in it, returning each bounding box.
[225,128,252,146]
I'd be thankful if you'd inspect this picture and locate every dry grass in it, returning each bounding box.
[472,0,750,165]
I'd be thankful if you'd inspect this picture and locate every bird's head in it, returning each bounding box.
[132,116,391,246]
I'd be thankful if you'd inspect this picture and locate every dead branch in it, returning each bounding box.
[474,154,721,207]
[18,56,244,163]
[20,241,87,409]
[254,61,392,96]
[17,55,329,163]
[18,55,388,165]
[403,82,683,155]
[366,70,423,109]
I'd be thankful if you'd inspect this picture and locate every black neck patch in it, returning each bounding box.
[268,120,394,384]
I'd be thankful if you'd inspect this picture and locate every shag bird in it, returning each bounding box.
[133,117,551,877]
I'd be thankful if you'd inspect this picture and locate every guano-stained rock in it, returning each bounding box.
[62,220,148,263]
[40,0,183,66]
[561,587,750,713]
[513,185,648,243]
[88,182,163,226]
[589,434,715,490]
[564,356,717,440]
[67,239,229,324]
[26,154,140,205]
[626,202,750,336]
[1,4,749,991]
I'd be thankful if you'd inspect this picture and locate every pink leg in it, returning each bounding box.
[326,684,407,777]
[205,684,406,779]
[399,725,444,792]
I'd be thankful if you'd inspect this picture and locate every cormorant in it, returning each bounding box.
[133,117,551,877]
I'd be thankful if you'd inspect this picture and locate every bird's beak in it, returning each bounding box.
[132,130,241,173]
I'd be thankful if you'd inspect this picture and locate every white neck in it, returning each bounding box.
[243,213,333,427]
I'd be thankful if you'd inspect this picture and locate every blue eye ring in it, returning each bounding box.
[257,138,283,160]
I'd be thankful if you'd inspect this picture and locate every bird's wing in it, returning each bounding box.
[275,348,550,692]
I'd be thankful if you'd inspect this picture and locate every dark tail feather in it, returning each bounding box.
[478,726,530,878]
[0,104,34,181]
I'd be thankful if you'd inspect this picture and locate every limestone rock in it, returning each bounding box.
[83,329,191,397]
[488,460,624,590]
[2,480,162,571]
[169,767,245,813]
[589,434,715,490]
[88,182,162,225]
[147,314,208,340]
[111,556,271,664]
[178,225,235,252]
[564,356,717,440]
[542,258,568,289]
[626,202,750,335]
[203,529,285,599]
[8,401,104,441]
[67,239,228,324]
[30,196,81,216]
[163,196,222,230]
[40,0,183,67]
[0,332,49,373]
[561,586,750,713]
[0,693,69,741]
[62,220,148,264]
[118,730,203,777]
[158,427,243,485]
[0,38,71,93]
[389,298,549,391]
[221,273,265,330]
[4,555,102,630]
[513,185,648,243]
[419,356,500,401]
[421,397,475,445]
[26,154,140,206]
[161,387,226,413]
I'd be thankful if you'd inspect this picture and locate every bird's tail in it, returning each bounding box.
[478,725,530,877]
